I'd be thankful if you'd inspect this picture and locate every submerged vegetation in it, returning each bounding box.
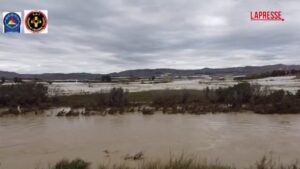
[52,159,90,169]
[44,156,300,169]
[150,83,300,114]
[0,82,300,116]
[0,83,48,107]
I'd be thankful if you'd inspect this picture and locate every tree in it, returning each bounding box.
[149,76,155,81]
[0,83,48,106]
[268,90,285,103]
[13,77,22,83]
[108,88,129,107]
[1,77,5,84]
[216,82,253,107]
[296,90,300,99]
[101,75,112,82]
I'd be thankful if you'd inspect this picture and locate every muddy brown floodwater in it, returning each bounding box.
[1,113,300,169]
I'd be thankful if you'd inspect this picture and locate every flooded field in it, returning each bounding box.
[1,113,300,169]
[48,76,300,95]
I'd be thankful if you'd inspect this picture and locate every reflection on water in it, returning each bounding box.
[1,113,300,169]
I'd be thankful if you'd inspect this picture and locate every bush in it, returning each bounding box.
[268,90,285,103]
[0,83,48,107]
[53,159,90,169]
[108,88,129,107]
[96,88,129,107]
[296,90,300,98]
[150,82,300,114]
[268,92,299,114]
[152,90,206,107]
[216,82,254,107]
[101,75,112,82]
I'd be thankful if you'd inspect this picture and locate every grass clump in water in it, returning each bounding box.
[52,159,90,169]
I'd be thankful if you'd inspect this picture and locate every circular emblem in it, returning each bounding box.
[3,12,21,30]
[25,11,48,33]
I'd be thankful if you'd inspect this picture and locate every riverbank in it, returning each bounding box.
[0,82,300,117]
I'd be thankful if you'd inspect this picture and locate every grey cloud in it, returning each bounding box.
[0,0,299,73]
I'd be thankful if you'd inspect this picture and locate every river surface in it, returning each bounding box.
[1,113,300,169]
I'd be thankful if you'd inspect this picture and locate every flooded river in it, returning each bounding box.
[1,113,300,169]
[48,76,300,96]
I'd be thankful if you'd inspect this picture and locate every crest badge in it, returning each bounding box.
[24,10,48,34]
[3,12,22,33]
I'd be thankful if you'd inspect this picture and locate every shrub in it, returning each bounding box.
[53,159,90,169]
[1,77,5,84]
[101,75,112,82]
[0,83,48,107]
[296,90,300,98]
[96,88,129,107]
[216,82,254,107]
[152,90,206,107]
[268,90,285,103]
[108,88,129,107]
[13,77,23,83]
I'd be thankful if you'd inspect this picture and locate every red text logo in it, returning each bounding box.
[250,11,284,21]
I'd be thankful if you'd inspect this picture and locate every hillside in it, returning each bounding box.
[0,64,299,80]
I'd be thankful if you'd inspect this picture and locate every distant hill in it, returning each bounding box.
[0,72,101,80]
[110,64,300,78]
[23,73,101,81]
[0,64,300,80]
[0,71,19,79]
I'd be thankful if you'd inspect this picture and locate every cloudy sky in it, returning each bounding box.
[0,0,299,73]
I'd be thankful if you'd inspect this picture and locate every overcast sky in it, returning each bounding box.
[0,0,299,73]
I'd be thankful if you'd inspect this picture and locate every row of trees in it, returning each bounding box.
[0,82,299,114]
[152,82,300,113]
[0,77,23,84]
[0,83,48,106]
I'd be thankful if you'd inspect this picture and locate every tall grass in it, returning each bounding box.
[47,156,300,169]
[51,159,90,169]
